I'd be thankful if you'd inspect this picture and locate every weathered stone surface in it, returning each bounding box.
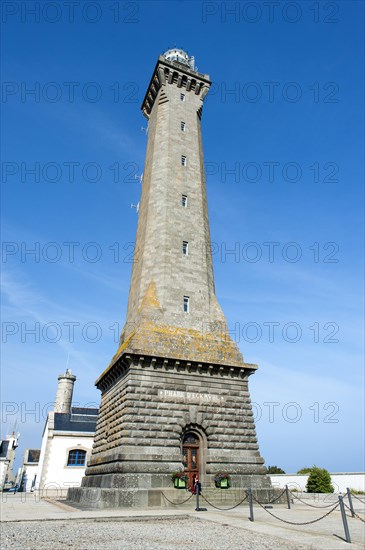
[97,54,249,380]
[80,358,267,485]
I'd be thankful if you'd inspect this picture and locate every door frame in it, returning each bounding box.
[182,434,200,487]
[181,425,207,485]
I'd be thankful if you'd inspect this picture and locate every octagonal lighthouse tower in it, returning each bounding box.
[69,49,272,508]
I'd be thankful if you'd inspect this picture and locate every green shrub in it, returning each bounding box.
[306,466,334,493]
[297,467,312,474]
[349,488,365,495]
[267,465,285,474]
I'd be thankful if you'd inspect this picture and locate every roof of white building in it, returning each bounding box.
[53,406,98,433]
[0,441,9,458]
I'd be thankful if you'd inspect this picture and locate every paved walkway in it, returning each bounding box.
[1,493,364,549]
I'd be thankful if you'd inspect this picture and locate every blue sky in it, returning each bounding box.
[1,1,364,474]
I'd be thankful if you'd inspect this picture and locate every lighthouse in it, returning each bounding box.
[69,49,272,508]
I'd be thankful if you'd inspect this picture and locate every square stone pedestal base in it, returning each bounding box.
[66,485,286,510]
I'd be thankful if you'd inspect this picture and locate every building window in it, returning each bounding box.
[183,241,189,256]
[181,155,186,166]
[180,93,185,101]
[181,121,186,131]
[67,449,86,467]
[182,194,187,207]
[183,296,189,313]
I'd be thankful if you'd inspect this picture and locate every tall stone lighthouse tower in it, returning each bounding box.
[69,49,271,508]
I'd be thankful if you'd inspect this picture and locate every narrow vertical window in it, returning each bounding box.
[181,121,186,132]
[181,155,186,166]
[182,194,187,208]
[180,93,185,101]
[182,241,188,256]
[183,296,189,313]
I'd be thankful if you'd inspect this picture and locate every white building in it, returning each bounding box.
[36,369,98,498]
[19,449,40,492]
[0,433,19,491]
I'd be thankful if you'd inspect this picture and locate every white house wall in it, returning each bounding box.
[0,460,9,490]
[22,463,39,492]
[39,433,93,497]
[36,421,49,491]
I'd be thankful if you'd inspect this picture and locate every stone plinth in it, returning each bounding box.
[68,353,272,508]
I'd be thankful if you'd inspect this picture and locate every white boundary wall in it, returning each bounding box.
[270,473,365,493]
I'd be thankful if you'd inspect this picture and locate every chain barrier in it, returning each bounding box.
[289,490,338,509]
[161,492,194,506]
[251,493,340,526]
[200,492,248,511]
[344,502,365,523]
[350,493,365,505]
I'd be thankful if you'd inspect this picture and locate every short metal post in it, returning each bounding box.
[285,485,291,509]
[195,482,206,511]
[339,495,351,543]
[248,488,254,522]
[346,488,355,518]
[195,488,199,511]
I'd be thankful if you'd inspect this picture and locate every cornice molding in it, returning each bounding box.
[97,353,257,393]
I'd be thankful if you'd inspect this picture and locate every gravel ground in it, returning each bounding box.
[1,518,309,550]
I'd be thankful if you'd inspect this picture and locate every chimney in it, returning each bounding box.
[55,369,76,413]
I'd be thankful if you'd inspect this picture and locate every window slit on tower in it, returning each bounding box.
[183,241,188,256]
[182,195,187,207]
[181,155,187,166]
[183,296,189,313]
[181,121,186,131]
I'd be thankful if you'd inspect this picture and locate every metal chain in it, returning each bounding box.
[289,491,338,509]
[350,493,365,504]
[259,488,287,504]
[252,494,340,525]
[161,492,194,506]
[344,502,365,523]
[200,492,248,511]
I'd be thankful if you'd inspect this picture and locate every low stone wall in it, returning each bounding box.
[269,472,365,493]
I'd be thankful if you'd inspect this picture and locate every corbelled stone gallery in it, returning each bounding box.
[68,49,275,508]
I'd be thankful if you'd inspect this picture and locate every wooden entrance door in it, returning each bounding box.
[182,433,199,488]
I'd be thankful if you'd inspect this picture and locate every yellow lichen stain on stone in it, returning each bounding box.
[98,315,247,386]
[123,320,244,367]
[139,281,161,311]
[96,328,137,385]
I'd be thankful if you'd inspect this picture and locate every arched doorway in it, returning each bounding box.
[182,432,200,487]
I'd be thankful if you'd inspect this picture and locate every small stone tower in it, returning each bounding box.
[54,369,76,413]
[69,49,272,509]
